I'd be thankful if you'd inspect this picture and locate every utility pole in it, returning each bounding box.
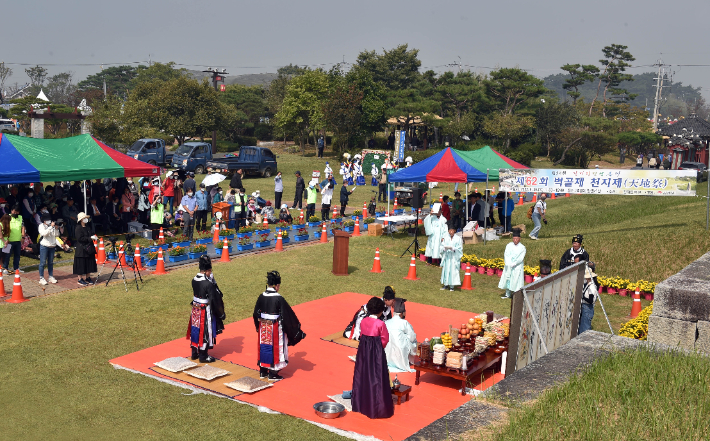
[202,67,228,153]
[651,58,670,131]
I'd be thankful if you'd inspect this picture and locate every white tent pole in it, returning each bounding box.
[83,181,87,214]
[484,169,489,245]
[504,191,508,233]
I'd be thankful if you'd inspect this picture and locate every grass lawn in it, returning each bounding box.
[4,151,710,439]
[483,347,710,441]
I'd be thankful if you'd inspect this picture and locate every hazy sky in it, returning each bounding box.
[4,0,710,98]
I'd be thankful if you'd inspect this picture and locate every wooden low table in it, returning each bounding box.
[412,350,503,396]
[391,385,411,404]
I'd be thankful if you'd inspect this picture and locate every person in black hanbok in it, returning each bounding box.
[559,234,589,270]
[253,271,306,381]
[351,297,394,419]
[186,256,225,363]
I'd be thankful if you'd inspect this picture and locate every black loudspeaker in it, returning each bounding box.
[411,188,422,209]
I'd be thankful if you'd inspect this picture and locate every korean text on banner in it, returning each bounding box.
[498,168,698,196]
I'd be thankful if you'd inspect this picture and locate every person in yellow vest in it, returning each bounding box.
[3,205,25,274]
[150,195,165,246]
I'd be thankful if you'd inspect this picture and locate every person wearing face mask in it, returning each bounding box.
[212,187,224,205]
[37,214,60,285]
[150,192,165,245]
[234,187,247,229]
[41,185,55,206]
[61,198,79,239]
[21,188,39,243]
[161,171,176,215]
[3,205,26,274]
[120,187,136,233]
[180,188,197,240]
[194,183,209,233]
[106,196,121,234]
[73,212,98,286]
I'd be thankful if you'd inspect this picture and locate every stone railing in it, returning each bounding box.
[647,252,710,354]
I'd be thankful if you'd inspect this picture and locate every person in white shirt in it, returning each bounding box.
[385,299,417,373]
[320,174,335,220]
[529,194,547,240]
[37,213,59,285]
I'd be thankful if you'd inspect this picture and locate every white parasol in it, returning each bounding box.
[201,173,226,187]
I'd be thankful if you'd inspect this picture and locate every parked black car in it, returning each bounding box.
[677,162,709,183]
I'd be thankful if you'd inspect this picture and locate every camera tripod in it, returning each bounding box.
[400,208,421,258]
[97,235,144,291]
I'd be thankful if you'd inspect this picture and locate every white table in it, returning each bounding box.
[376,215,418,237]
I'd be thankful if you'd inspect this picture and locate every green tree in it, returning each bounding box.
[220,84,267,123]
[443,111,480,143]
[322,83,363,151]
[77,65,137,98]
[8,95,49,133]
[129,62,187,88]
[277,64,309,77]
[560,64,599,103]
[25,65,48,87]
[434,71,486,121]
[483,113,535,151]
[352,44,421,91]
[589,44,636,116]
[536,100,580,156]
[342,67,387,137]
[275,70,328,152]
[485,67,545,116]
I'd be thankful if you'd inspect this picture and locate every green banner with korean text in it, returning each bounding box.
[499,168,698,196]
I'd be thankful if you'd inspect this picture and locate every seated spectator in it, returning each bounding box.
[278,204,293,224]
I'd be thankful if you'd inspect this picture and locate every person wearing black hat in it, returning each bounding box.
[187,256,225,363]
[292,171,304,209]
[499,228,526,299]
[533,259,552,282]
[559,234,589,270]
[253,270,306,381]
[183,172,196,195]
[344,286,397,340]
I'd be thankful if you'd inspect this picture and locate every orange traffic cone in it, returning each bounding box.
[370,248,383,273]
[630,287,643,318]
[97,238,106,264]
[213,220,220,243]
[220,238,230,262]
[394,198,398,213]
[263,216,268,228]
[275,231,284,251]
[119,242,127,267]
[320,222,328,243]
[565,193,570,197]
[439,193,443,202]
[134,244,146,271]
[159,227,165,244]
[475,187,478,193]
[333,205,338,219]
[551,193,556,199]
[299,209,304,223]
[0,272,4,296]
[6,270,28,303]
[404,254,420,280]
[363,202,367,216]
[418,208,423,225]
[461,264,473,290]
[532,193,538,203]
[517,193,524,205]
[94,239,98,265]
[153,248,168,275]
[352,220,360,237]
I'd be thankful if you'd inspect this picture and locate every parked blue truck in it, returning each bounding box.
[170,142,214,173]
[206,146,278,177]
[127,139,173,165]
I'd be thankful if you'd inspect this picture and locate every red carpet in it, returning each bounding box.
[110,292,505,440]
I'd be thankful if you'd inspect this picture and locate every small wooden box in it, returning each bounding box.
[368,223,383,236]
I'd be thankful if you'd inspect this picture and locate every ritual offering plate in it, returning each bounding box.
[154,357,198,373]
[224,376,273,393]
[186,365,230,381]
[313,401,345,419]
